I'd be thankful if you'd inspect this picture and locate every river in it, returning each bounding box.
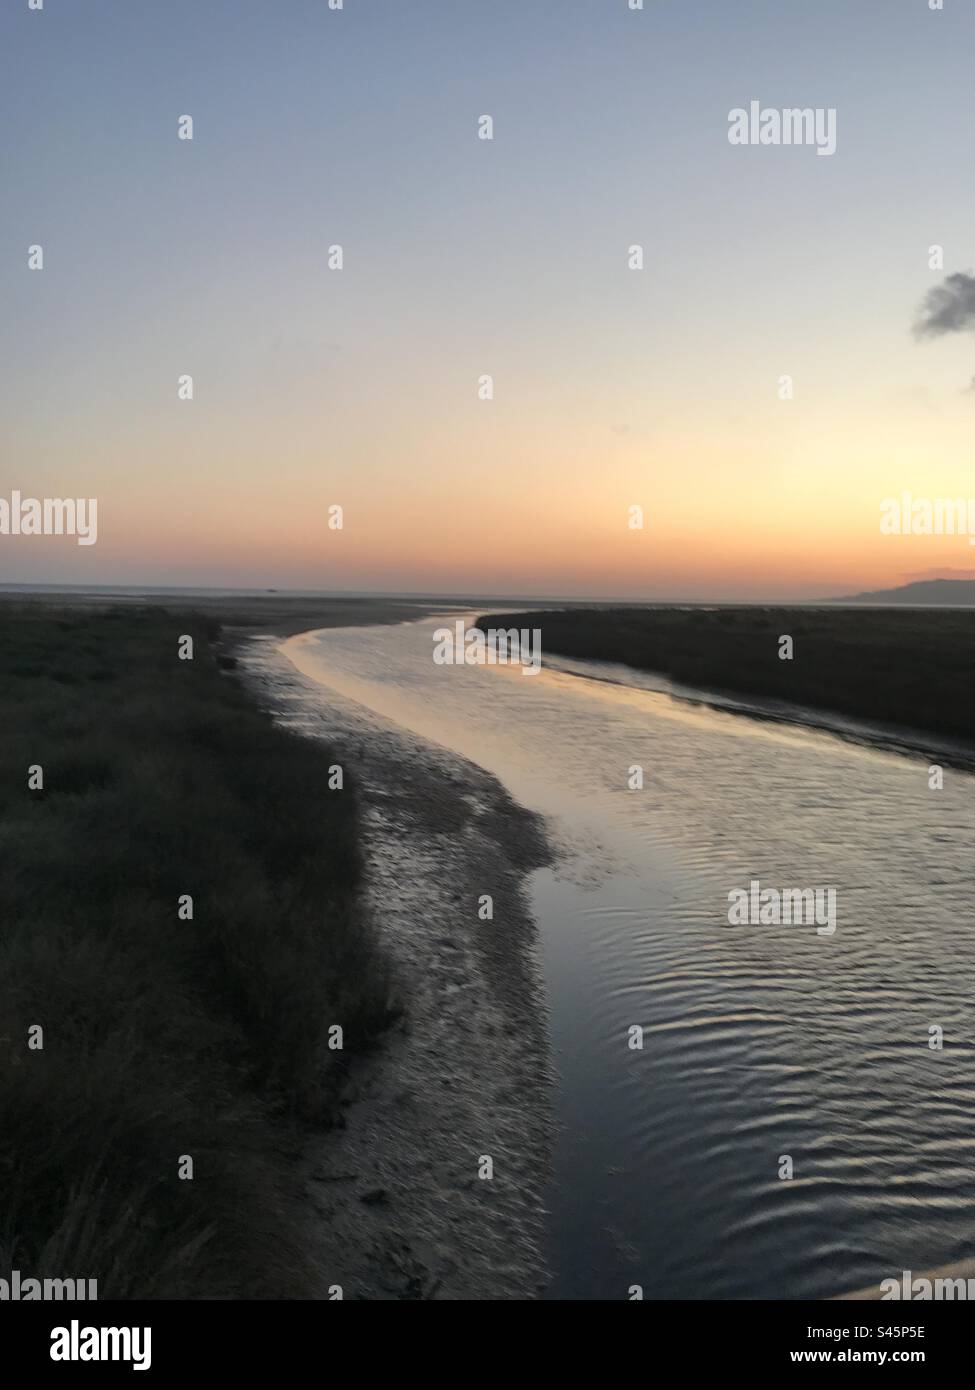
[284,613,975,1301]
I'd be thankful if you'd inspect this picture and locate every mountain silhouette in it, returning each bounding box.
[832,578,975,606]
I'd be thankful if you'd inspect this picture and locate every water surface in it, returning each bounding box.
[285,615,975,1300]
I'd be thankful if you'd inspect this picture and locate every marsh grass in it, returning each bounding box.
[0,603,391,1297]
[477,606,975,742]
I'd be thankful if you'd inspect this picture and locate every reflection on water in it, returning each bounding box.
[285,615,975,1300]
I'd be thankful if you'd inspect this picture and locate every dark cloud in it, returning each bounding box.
[913,271,975,338]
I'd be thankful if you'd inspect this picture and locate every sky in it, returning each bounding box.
[2,0,975,601]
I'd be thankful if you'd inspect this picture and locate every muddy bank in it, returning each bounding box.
[239,633,555,1300]
[477,605,975,764]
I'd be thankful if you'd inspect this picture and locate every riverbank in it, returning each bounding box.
[476,606,975,757]
[240,632,555,1299]
[0,600,391,1297]
[1,595,555,1299]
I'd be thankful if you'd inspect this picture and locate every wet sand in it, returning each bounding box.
[239,632,556,1299]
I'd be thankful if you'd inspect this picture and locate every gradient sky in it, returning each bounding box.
[3,0,975,599]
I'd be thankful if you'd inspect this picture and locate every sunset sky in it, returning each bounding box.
[3,0,975,600]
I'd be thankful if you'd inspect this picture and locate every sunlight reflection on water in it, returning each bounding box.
[286,615,975,1300]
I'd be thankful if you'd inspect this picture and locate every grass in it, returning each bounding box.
[0,602,390,1297]
[477,606,975,744]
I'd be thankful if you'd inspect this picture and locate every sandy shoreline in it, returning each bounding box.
[238,632,556,1300]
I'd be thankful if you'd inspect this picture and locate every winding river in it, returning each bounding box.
[285,613,975,1301]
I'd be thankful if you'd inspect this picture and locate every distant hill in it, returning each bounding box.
[832,578,975,606]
